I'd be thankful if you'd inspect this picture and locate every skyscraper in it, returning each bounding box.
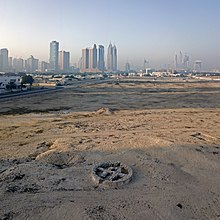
[81,48,89,72]
[183,53,190,69]
[81,43,115,73]
[78,57,82,70]
[59,51,70,72]
[174,51,190,70]
[112,45,117,71]
[8,57,13,71]
[98,45,105,71]
[107,43,113,71]
[89,44,97,71]
[174,53,178,70]
[26,55,39,72]
[125,62,130,73]
[81,44,99,72]
[13,58,24,72]
[41,61,49,73]
[0,48,9,72]
[107,43,117,72]
[179,51,183,66]
[49,41,59,72]
[194,60,202,72]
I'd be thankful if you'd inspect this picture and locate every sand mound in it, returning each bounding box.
[34,138,85,166]
[95,108,114,115]
[49,138,75,150]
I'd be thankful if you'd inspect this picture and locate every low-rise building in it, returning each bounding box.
[0,75,22,90]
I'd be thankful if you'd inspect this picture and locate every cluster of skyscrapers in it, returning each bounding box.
[0,48,40,73]
[1,42,205,74]
[174,51,190,70]
[0,41,118,74]
[81,43,117,73]
[0,42,71,73]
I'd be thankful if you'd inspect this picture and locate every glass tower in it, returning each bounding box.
[50,41,59,72]
[98,45,105,71]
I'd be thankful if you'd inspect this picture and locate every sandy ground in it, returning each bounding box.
[0,78,220,220]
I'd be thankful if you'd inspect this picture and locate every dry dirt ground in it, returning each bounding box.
[0,78,220,219]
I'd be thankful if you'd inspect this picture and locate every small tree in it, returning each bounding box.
[22,75,34,89]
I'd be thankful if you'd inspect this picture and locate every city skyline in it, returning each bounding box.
[0,0,220,70]
[81,43,113,73]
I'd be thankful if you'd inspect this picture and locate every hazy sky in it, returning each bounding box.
[0,0,220,70]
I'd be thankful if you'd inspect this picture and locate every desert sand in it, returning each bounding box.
[0,78,220,220]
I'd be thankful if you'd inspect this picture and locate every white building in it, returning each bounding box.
[0,75,22,90]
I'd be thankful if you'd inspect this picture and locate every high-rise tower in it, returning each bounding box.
[179,51,183,66]
[26,55,39,72]
[81,44,98,72]
[59,51,70,72]
[89,44,97,70]
[81,48,89,72]
[194,60,202,72]
[183,53,190,69]
[98,45,105,71]
[107,43,117,72]
[0,48,9,72]
[49,41,59,72]
[112,45,117,71]
[13,58,24,72]
[174,53,178,70]
[107,43,113,71]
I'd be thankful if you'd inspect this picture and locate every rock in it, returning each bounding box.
[177,203,183,209]
[100,171,109,178]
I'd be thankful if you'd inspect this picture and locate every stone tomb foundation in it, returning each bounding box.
[92,162,133,188]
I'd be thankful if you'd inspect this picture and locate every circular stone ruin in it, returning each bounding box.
[92,162,133,188]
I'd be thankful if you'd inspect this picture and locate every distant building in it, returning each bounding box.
[183,54,190,69]
[174,54,178,70]
[107,43,113,71]
[98,45,105,71]
[13,58,24,72]
[26,55,39,72]
[81,43,116,73]
[174,51,190,70]
[125,62,130,73]
[8,57,13,71]
[194,60,202,72]
[107,43,117,72]
[81,44,99,73]
[0,48,9,72]
[89,44,97,71]
[59,51,70,72]
[81,48,89,72]
[78,57,82,70]
[40,61,49,72]
[112,45,117,71]
[179,51,183,65]
[49,41,59,72]
[143,59,149,70]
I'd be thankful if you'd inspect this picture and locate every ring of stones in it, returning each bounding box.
[92,162,133,188]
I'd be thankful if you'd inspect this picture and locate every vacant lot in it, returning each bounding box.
[0,78,220,220]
